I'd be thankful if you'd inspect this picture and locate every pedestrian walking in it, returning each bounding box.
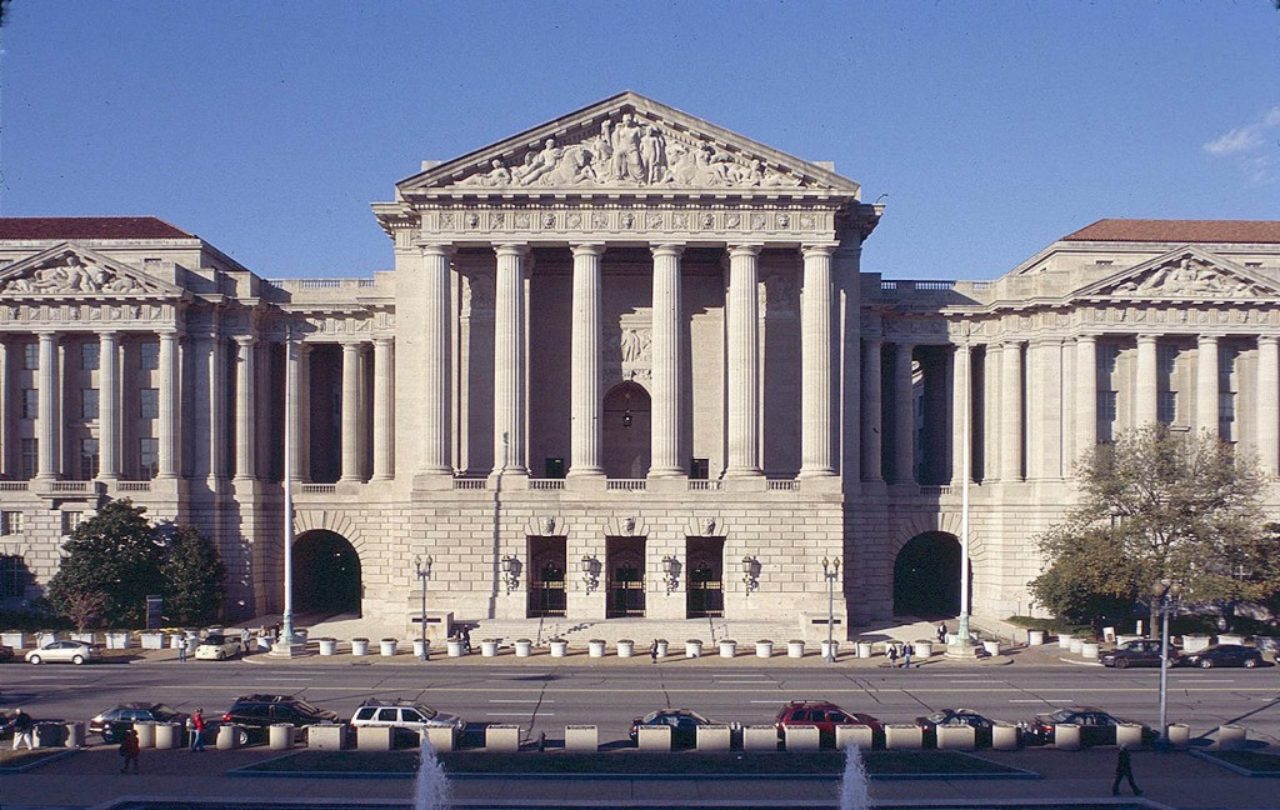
[1112,745,1143,796]
[240,627,251,656]
[650,639,659,664]
[178,638,188,663]
[119,728,140,774]
[936,623,947,644]
[888,645,899,668]
[189,708,206,752]
[10,707,34,751]
[462,627,472,655]
[903,642,914,669]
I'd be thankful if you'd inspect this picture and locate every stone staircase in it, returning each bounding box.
[467,616,801,647]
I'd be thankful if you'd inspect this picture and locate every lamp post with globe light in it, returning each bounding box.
[822,556,841,663]
[1153,578,1183,745]
[415,556,433,661]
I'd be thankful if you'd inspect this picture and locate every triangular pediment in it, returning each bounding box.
[1072,246,1280,300]
[0,244,184,299]
[398,91,860,198]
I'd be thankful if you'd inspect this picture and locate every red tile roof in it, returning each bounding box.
[0,217,192,240]
[1064,219,1280,244]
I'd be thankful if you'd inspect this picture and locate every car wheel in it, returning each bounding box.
[1199,658,1214,669]
[102,729,116,744]
[1244,657,1258,669]
[1115,658,1129,669]
[72,655,85,665]
[236,728,250,747]
[28,655,41,665]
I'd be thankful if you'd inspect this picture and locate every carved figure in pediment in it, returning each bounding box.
[611,113,646,181]
[640,125,668,183]
[459,158,513,187]
[620,327,651,364]
[1,254,143,295]
[517,138,563,186]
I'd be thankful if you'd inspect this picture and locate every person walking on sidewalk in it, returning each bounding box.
[10,708,34,750]
[189,708,206,752]
[650,639,659,664]
[1112,745,1142,796]
[119,728,140,774]
[903,642,914,669]
[888,645,899,668]
[936,623,947,644]
[178,638,188,663]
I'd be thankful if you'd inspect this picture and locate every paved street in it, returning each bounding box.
[5,652,1279,747]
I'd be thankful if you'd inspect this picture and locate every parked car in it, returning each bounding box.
[629,708,734,748]
[26,640,100,665]
[89,703,189,744]
[774,700,884,748]
[914,708,1000,747]
[221,694,340,745]
[1022,707,1155,747]
[350,699,464,746]
[1101,639,1179,669]
[1181,644,1264,669]
[195,634,244,661]
[0,643,13,661]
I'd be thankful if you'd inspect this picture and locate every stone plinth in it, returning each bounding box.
[486,724,520,753]
[307,724,347,750]
[696,725,732,752]
[638,725,671,752]
[742,725,779,752]
[784,725,820,752]
[835,724,874,750]
[937,725,975,751]
[886,724,922,750]
[424,727,455,753]
[564,725,597,753]
[1053,723,1081,751]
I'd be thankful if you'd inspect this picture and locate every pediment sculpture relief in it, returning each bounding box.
[0,253,148,295]
[454,110,810,191]
[1105,255,1268,298]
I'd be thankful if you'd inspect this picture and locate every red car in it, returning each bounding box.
[773,700,883,748]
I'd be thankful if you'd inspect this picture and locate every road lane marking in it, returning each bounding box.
[485,712,553,717]
[487,699,550,703]
[1008,699,1073,703]
[254,677,313,681]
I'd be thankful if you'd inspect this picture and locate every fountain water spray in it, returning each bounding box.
[838,743,871,810]
[414,740,450,810]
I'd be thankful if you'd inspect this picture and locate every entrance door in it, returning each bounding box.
[893,531,964,618]
[527,537,567,617]
[686,537,725,618]
[606,536,646,618]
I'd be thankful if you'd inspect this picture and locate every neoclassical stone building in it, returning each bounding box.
[1,93,1278,634]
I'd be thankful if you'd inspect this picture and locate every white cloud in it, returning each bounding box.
[1204,125,1265,156]
[1203,106,1280,184]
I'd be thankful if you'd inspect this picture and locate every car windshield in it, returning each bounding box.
[417,706,438,719]
[151,705,180,719]
[1048,709,1075,723]
[292,700,323,715]
[203,635,227,644]
[925,712,950,723]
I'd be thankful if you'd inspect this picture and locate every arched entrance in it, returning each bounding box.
[293,530,362,616]
[603,382,651,478]
[893,532,963,618]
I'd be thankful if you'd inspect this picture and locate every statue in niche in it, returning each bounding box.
[620,328,650,363]
[440,211,455,228]
[620,212,635,229]
[590,211,609,229]
[541,213,556,229]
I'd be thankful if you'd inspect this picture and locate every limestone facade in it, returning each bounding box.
[1,93,1278,633]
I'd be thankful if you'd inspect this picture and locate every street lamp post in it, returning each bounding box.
[415,556,433,662]
[822,556,841,663]
[1153,577,1183,745]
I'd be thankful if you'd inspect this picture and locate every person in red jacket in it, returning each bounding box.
[119,728,140,774]
[189,708,206,752]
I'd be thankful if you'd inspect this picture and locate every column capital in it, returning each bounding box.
[1198,333,1222,345]
[1136,333,1160,345]
[1260,335,1280,347]
[232,334,257,348]
[35,330,58,340]
[801,243,838,258]
[649,243,685,257]
[864,335,884,348]
[570,242,607,257]
[340,340,365,353]
[1076,333,1099,344]
[97,330,120,340]
[727,243,763,258]
[420,243,456,258]
[494,242,530,258]
[373,335,395,348]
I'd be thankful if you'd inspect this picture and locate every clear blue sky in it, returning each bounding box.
[1,1,1276,281]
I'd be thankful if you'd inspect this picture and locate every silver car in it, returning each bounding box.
[26,640,101,665]
[350,700,464,736]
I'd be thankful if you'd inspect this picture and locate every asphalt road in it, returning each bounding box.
[5,657,1280,748]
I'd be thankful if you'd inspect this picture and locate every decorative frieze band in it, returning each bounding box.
[417,206,834,242]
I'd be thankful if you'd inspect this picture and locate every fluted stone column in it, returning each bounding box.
[650,244,684,478]
[1000,340,1023,481]
[493,244,528,475]
[0,341,9,478]
[950,343,970,485]
[157,332,178,479]
[97,331,120,480]
[800,245,835,478]
[372,337,394,480]
[893,342,915,484]
[1135,334,1159,426]
[726,244,762,477]
[421,244,453,476]
[570,243,605,478]
[861,338,883,481]
[35,332,58,480]
[1259,336,1279,476]
[1075,335,1098,462]
[196,332,228,482]
[1196,335,1220,436]
[230,336,255,481]
[340,342,363,482]
[287,340,307,482]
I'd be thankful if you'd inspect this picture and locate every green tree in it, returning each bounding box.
[161,525,227,626]
[1030,425,1280,630]
[46,500,166,628]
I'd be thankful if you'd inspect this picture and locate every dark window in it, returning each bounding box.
[139,341,159,371]
[80,439,99,480]
[82,388,99,420]
[20,439,37,479]
[0,554,27,599]
[22,343,38,370]
[21,389,37,420]
[544,457,565,479]
[139,438,158,479]
[690,458,709,480]
[82,343,100,371]
[140,389,159,419]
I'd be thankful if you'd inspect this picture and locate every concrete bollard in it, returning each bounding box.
[1217,724,1247,750]
[485,724,520,753]
[514,639,533,657]
[379,639,398,656]
[856,640,874,659]
[617,640,635,658]
[447,639,465,657]
[1068,638,1083,654]
[549,640,568,658]
[637,725,671,752]
[914,641,933,659]
[1116,723,1144,749]
[588,639,606,658]
[306,724,347,750]
[696,725,732,752]
[269,723,294,751]
[685,640,702,658]
[992,723,1020,751]
[886,724,923,750]
[564,725,598,753]
[1053,723,1081,751]
[784,725,820,752]
[134,722,156,749]
[820,640,840,660]
[423,726,455,753]
[742,725,779,752]
[64,721,86,749]
[318,638,337,656]
[1166,723,1191,749]
[482,639,501,657]
[217,724,242,750]
[719,640,737,658]
[755,641,773,658]
[787,640,805,658]
[154,722,180,750]
[1058,634,1073,649]
[351,638,370,656]
[836,724,875,750]
[357,726,393,751]
[1081,642,1100,660]
[1028,629,1046,646]
[937,725,976,751]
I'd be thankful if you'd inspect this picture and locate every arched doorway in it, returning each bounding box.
[603,382,651,478]
[893,532,963,618]
[293,530,362,616]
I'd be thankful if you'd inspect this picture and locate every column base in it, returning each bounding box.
[723,467,762,479]
[797,468,836,480]
[944,640,982,660]
[565,473,607,493]
[413,471,456,491]
[267,641,310,658]
[489,469,529,487]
